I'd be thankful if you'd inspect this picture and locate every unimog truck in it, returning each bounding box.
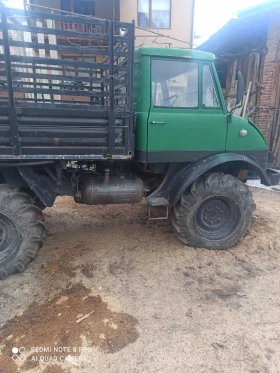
[0,7,278,279]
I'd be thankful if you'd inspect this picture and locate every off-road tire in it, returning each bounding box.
[0,185,45,279]
[172,173,255,250]
[21,188,46,211]
[33,197,46,211]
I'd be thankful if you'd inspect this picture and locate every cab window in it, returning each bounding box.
[152,59,199,108]
[202,64,220,108]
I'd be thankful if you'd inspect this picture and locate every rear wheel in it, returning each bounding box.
[33,197,46,211]
[172,173,255,250]
[21,188,46,211]
[0,185,45,279]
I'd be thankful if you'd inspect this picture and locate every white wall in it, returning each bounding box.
[120,0,194,48]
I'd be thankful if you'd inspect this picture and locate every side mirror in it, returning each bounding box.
[236,71,245,106]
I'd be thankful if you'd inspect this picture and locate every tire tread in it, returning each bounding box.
[172,173,255,250]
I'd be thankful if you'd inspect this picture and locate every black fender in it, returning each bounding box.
[147,152,271,207]
[18,166,57,207]
[0,167,26,189]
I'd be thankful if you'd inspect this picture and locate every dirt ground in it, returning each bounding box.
[1,186,280,373]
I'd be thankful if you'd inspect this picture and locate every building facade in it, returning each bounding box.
[121,0,194,48]
[30,0,195,48]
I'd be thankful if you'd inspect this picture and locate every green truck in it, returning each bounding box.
[0,8,278,279]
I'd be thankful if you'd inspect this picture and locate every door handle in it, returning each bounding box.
[150,121,166,125]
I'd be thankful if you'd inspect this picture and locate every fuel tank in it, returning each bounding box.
[80,176,144,205]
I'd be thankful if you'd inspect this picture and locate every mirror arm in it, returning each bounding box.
[230,102,243,114]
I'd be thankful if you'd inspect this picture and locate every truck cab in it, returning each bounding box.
[133,47,268,170]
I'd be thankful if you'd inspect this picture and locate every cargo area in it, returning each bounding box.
[0,7,135,159]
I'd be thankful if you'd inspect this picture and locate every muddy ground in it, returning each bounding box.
[1,187,280,373]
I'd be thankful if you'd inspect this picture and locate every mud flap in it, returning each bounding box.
[18,166,57,207]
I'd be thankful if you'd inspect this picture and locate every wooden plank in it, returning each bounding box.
[23,23,34,100]
[9,71,120,84]
[9,55,127,71]
[242,81,252,117]
[5,8,110,26]
[248,52,260,116]
[9,40,118,56]
[36,20,50,101]
[47,18,60,101]
[13,86,127,98]
[8,23,115,42]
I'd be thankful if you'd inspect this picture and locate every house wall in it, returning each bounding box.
[32,0,115,19]
[95,0,115,19]
[32,0,195,48]
[120,0,194,48]
[32,0,60,12]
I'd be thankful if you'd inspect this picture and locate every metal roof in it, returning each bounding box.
[238,0,280,19]
[196,0,280,57]
[197,18,269,56]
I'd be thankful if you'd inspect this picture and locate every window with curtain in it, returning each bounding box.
[138,0,171,28]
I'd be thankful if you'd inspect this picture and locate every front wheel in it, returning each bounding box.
[172,173,255,250]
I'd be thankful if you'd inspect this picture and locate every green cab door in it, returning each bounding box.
[147,59,228,162]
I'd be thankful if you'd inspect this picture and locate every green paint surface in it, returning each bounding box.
[133,48,267,159]
[226,115,267,150]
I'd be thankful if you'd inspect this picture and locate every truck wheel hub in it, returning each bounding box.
[193,197,240,241]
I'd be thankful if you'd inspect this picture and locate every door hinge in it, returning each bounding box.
[227,113,233,124]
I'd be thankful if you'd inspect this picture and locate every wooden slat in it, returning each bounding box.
[10,55,110,69]
[47,19,60,101]
[36,19,50,101]
[23,21,35,100]
[8,72,126,85]
[13,86,127,98]
[8,22,112,42]
[9,40,112,56]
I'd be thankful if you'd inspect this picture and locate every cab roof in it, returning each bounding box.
[134,47,215,61]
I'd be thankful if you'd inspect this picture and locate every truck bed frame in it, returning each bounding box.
[0,7,135,160]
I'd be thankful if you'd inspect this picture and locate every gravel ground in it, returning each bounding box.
[1,186,280,373]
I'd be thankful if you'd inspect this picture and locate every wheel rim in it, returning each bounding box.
[193,196,241,241]
[0,213,21,265]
